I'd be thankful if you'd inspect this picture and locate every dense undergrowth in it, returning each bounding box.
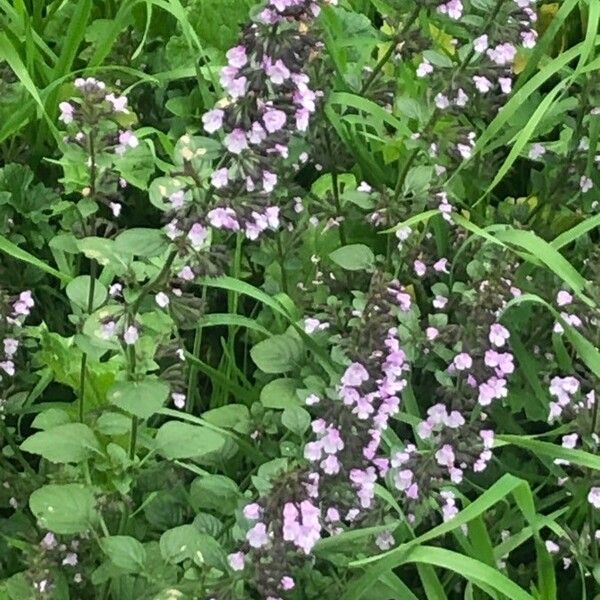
[1,0,600,599]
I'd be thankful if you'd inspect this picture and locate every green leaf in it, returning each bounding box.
[29,484,99,534]
[107,379,170,420]
[260,378,301,410]
[100,536,146,573]
[31,408,71,430]
[155,421,225,459]
[281,405,311,436]
[202,404,250,433]
[251,334,304,374]
[190,474,241,515]
[21,423,101,463]
[96,412,132,436]
[66,275,108,311]
[329,244,375,271]
[160,524,206,564]
[114,228,168,258]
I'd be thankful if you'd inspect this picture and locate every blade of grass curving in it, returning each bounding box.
[502,293,600,379]
[50,0,91,80]
[197,313,271,336]
[0,34,60,142]
[132,1,153,60]
[0,234,70,282]
[516,0,580,87]
[88,0,137,67]
[329,92,412,136]
[499,434,600,471]
[402,546,536,600]
[492,228,590,303]
[199,276,294,320]
[474,78,570,204]
[342,475,529,600]
[551,214,600,249]
[378,572,420,600]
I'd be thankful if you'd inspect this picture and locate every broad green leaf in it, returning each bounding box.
[260,378,301,410]
[190,474,241,515]
[31,409,70,430]
[107,379,170,420]
[160,524,205,564]
[281,405,311,436]
[66,275,108,312]
[155,421,226,459]
[100,536,146,573]
[29,484,99,534]
[251,334,304,374]
[329,244,375,271]
[21,423,101,463]
[114,228,168,257]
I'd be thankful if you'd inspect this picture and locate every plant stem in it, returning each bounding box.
[77,130,98,422]
[277,234,289,295]
[359,4,420,95]
[324,130,347,245]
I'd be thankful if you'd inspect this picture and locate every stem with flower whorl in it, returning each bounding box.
[78,131,98,423]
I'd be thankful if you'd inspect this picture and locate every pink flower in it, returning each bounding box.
[123,326,139,345]
[416,59,433,78]
[226,45,247,68]
[556,290,573,306]
[262,171,277,193]
[224,129,248,154]
[487,43,517,66]
[263,108,287,133]
[413,259,427,277]
[453,352,473,371]
[489,323,510,347]
[202,109,224,133]
[228,551,245,571]
[208,207,240,230]
[341,362,369,387]
[106,93,128,113]
[246,522,269,548]
[589,487,600,509]
[426,327,439,341]
[473,34,489,53]
[375,531,395,550]
[211,167,229,189]
[59,102,74,124]
[171,393,185,409]
[433,258,449,273]
[116,130,139,155]
[498,77,512,94]
[435,444,455,467]
[580,176,593,193]
[433,295,448,309]
[280,576,295,590]
[265,58,290,84]
[473,76,493,94]
[155,292,169,308]
[243,503,262,520]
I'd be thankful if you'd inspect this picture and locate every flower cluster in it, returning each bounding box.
[58,78,138,219]
[0,289,34,409]
[221,275,409,599]
[423,0,537,106]
[196,0,337,239]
